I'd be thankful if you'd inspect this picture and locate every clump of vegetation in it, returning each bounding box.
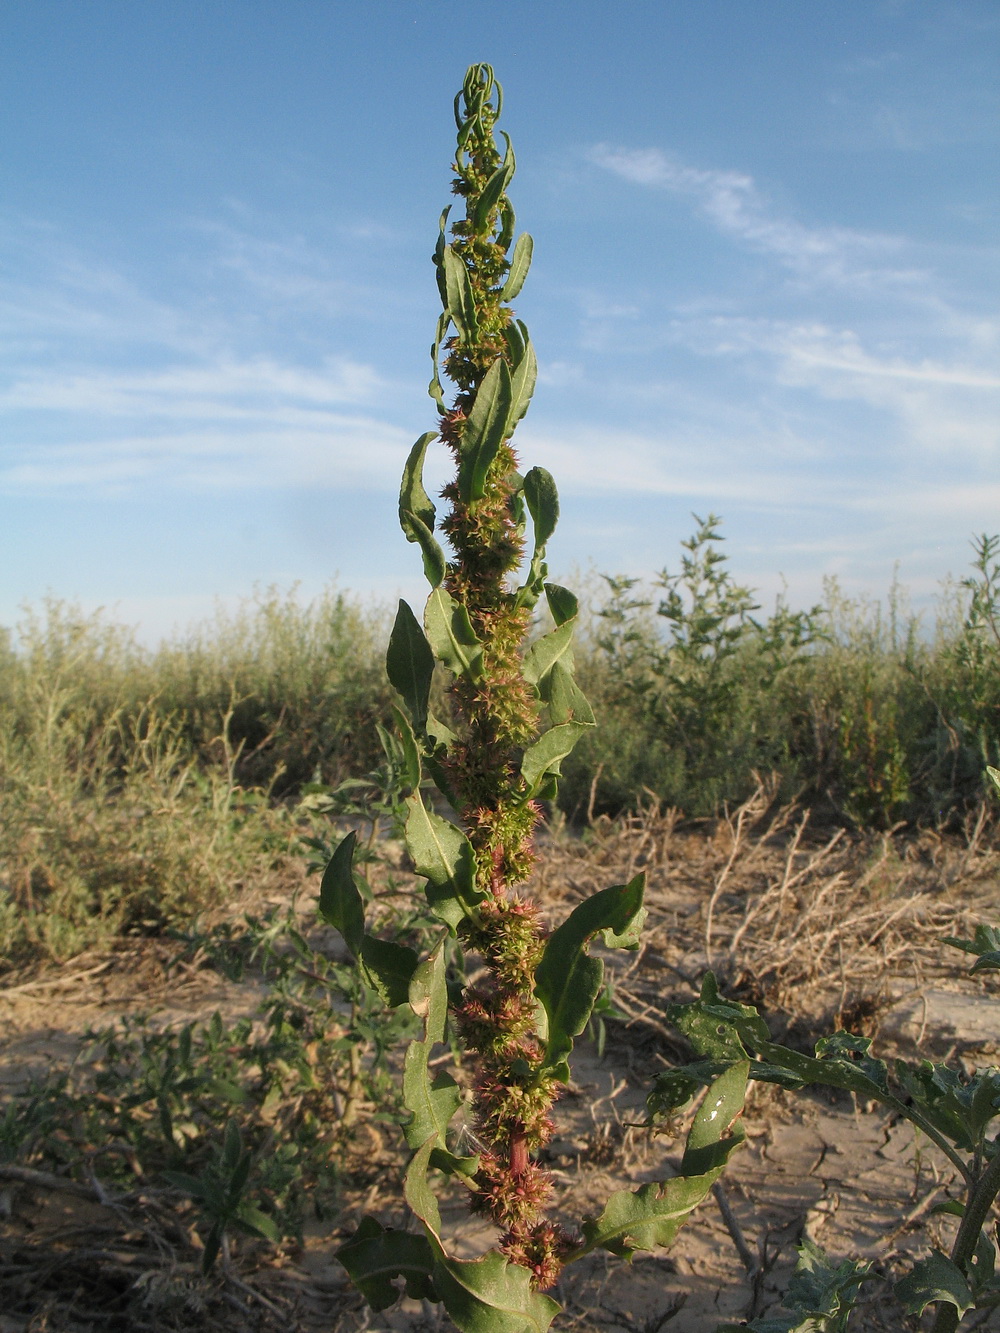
[565,526,1000,828]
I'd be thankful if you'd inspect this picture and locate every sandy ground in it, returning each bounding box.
[2,803,1000,1331]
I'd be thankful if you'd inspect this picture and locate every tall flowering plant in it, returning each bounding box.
[320,64,747,1332]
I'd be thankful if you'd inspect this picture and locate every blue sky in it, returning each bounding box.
[3,1,998,641]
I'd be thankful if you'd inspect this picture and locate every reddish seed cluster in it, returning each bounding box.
[431,65,575,1293]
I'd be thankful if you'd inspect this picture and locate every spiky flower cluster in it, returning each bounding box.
[433,65,573,1283]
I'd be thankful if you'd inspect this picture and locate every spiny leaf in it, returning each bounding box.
[500,231,533,301]
[405,790,482,932]
[458,356,514,503]
[386,600,434,733]
[425,587,483,679]
[534,876,646,1081]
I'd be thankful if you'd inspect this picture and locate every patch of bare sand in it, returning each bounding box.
[2,801,999,1330]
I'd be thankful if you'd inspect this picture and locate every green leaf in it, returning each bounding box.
[535,876,646,1080]
[391,703,422,793]
[459,356,514,503]
[896,1251,974,1318]
[319,829,418,1005]
[425,587,483,680]
[506,325,537,430]
[339,1216,437,1310]
[432,206,452,309]
[717,1239,875,1331]
[442,245,478,341]
[572,1064,747,1260]
[521,722,589,793]
[541,661,595,728]
[472,133,515,235]
[318,830,364,955]
[403,510,447,588]
[386,600,434,733]
[988,765,1000,796]
[497,197,515,252]
[234,1203,281,1242]
[404,1139,561,1333]
[522,619,576,688]
[399,431,437,537]
[522,467,558,551]
[544,583,579,626]
[429,311,450,409]
[402,943,464,1152]
[500,232,533,301]
[681,1061,750,1176]
[359,935,420,1008]
[944,923,1000,974]
[405,791,482,931]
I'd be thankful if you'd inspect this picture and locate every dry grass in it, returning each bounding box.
[2,799,1000,1331]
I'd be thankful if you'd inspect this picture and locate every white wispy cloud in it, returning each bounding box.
[589,143,923,290]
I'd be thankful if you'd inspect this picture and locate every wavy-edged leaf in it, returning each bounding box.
[506,325,537,430]
[319,831,418,1006]
[442,245,478,341]
[521,722,589,794]
[535,875,646,1081]
[541,660,595,728]
[944,923,1000,974]
[472,133,515,235]
[402,943,464,1151]
[459,356,513,503]
[681,1060,748,1176]
[432,206,452,309]
[896,1251,974,1318]
[391,703,422,793]
[318,830,366,956]
[497,197,515,252]
[717,1239,875,1331]
[399,432,437,537]
[404,1139,561,1333]
[339,1216,437,1311]
[545,583,578,626]
[405,790,482,932]
[522,466,558,552]
[500,232,533,301]
[387,600,434,733]
[522,619,576,688]
[429,311,450,409]
[425,587,483,680]
[403,511,447,588]
[572,1063,747,1260]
